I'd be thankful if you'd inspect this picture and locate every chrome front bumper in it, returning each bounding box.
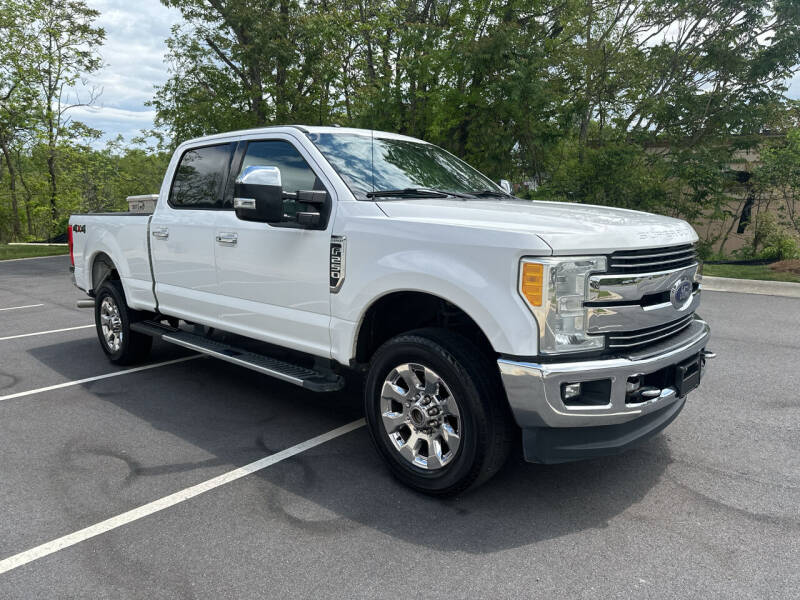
[498,318,711,429]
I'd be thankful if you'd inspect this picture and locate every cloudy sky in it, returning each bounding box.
[71,0,182,144]
[76,0,800,145]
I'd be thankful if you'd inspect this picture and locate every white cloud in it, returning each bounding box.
[69,105,157,125]
[66,0,182,144]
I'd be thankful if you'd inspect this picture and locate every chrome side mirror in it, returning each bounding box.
[237,165,282,187]
[499,179,512,194]
[234,165,284,222]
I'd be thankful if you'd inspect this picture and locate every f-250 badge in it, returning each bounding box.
[330,236,346,292]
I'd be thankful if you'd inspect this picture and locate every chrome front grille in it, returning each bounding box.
[608,244,697,273]
[607,314,695,349]
[588,243,701,353]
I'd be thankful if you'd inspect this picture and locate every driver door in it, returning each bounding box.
[212,136,336,357]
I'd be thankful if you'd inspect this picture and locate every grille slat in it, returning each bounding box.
[609,244,697,272]
[610,255,696,269]
[610,249,696,261]
[607,314,695,349]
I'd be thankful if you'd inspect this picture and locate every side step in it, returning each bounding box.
[131,321,344,392]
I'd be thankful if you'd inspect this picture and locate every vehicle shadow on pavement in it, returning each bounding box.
[26,337,670,555]
[249,428,670,554]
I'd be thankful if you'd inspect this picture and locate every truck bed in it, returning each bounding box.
[69,213,156,311]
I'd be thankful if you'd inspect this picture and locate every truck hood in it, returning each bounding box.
[376,198,698,253]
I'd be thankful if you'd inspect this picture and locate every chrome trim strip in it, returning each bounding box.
[608,318,694,348]
[643,301,672,312]
[586,291,700,334]
[608,314,694,342]
[588,263,698,302]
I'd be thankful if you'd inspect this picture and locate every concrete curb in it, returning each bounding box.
[703,275,800,298]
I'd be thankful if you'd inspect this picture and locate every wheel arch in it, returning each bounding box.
[351,290,498,366]
[90,251,121,294]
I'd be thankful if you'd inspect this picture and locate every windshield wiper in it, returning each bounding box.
[366,187,470,199]
[469,189,511,198]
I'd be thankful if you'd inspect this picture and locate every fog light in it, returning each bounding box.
[562,383,582,400]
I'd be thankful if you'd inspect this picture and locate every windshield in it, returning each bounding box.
[307,132,506,200]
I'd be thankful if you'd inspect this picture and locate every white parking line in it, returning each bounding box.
[0,355,202,402]
[0,418,365,575]
[0,325,94,341]
[0,254,67,263]
[7,242,68,246]
[0,304,44,312]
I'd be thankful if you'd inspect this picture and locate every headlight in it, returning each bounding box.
[519,256,607,354]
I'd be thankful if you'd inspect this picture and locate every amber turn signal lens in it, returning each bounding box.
[521,262,544,306]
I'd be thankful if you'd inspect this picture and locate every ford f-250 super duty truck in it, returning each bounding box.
[69,126,713,495]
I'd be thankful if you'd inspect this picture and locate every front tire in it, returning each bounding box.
[364,328,513,496]
[94,280,152,365]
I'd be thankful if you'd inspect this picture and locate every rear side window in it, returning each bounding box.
[169,143,234,209]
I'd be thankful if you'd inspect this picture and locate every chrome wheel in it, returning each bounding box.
[99,296,123,353]
[380,363,462,470]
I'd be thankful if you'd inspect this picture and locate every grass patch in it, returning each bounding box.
[0,244,69,261]
[704,263,800,283]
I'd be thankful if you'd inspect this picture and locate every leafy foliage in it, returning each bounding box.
[0,0,115,239]
[2,0,800,251]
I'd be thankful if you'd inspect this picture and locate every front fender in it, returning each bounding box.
[330,246,542,364]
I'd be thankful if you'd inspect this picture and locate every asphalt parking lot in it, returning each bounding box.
[1,255,798,599]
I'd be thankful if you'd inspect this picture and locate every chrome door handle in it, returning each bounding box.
[216,232,238,246]
[152,227,169,240]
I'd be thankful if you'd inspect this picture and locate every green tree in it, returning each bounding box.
[152,0,355,140]
[9,0,105,233]
[0,0,38,238]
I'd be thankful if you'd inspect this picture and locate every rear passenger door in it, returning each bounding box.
[212,135,336,357]
[150,142,235,323]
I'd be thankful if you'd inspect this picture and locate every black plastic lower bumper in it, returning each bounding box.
[521,396,686,464]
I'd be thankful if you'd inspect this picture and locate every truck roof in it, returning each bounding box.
[178,125,429,148]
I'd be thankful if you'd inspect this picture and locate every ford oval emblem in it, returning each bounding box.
[670,279,693,310]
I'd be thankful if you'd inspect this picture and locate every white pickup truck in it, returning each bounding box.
[69,126,713,495]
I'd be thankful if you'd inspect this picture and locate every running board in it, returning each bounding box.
[130,322,344,392]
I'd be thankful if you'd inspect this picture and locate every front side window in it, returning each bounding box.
[169,143,234,208]
[238,140,322,220]
[308,132,503,200]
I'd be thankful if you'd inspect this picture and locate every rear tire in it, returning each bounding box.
[94,280,152,365]
[364,328,513,496]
